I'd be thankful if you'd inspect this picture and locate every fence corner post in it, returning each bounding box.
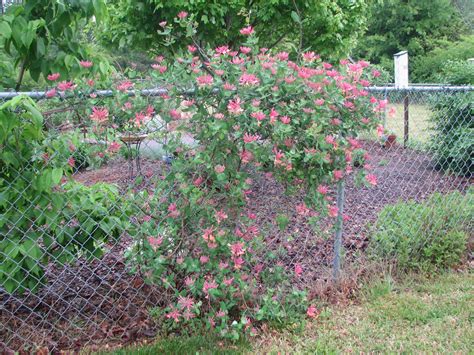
[332,178,346,282]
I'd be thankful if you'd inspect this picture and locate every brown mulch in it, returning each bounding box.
[1,141,471,353]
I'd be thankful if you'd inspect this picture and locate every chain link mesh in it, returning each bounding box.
[0,85,472,352]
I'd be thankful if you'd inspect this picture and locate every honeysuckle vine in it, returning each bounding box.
[20,14,386,338]
[121,17,384,338]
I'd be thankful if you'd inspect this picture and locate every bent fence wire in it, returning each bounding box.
[1,85,472,351]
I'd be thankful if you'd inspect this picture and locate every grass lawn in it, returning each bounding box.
[385,103,433,147]
[102,272,473,354]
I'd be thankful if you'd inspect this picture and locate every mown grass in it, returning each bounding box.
[101,272,473,354]
[360,103,433,149]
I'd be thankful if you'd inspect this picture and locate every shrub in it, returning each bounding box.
[411,35,474,83]
[0,96,133,294]
[369,190,473,271]
[435,60,474,85]
[428,91,473,176]
[120,17,383,337]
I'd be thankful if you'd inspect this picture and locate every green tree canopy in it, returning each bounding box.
[100,0,368,59]
[0,0,110,90]
[352,0,468,73]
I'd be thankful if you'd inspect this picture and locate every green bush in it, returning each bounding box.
[0,96,133,294]
[435,60,474,85]
[428,92,473,176]
[369,190,473,271]
[411,35,474,83]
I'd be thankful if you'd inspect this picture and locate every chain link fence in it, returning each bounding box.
[1,84,472,352]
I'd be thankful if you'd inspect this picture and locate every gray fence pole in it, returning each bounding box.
[403,94,409,147]
[332,178,345,282]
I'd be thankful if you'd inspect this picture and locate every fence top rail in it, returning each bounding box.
[367,85,474,92]
[0,85,472,100]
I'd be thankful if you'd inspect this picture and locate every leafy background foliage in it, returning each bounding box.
[100,0,368,59]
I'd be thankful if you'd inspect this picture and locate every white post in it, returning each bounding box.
[394,51,409,88]
[394,51,409,146]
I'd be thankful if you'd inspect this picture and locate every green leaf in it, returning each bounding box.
[36,37,46,56]
[51,168,63,185]
[0,22,12,38]
[291,11,301,24]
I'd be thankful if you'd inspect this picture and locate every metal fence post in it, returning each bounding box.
[403,93,409,147]
[332,178,345,282]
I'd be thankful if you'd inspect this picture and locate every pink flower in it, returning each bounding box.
[276,51,289,61]
[347,137,361,149]
[177,11,188,19]
[107,141,121,153]
[233,256,245,269]
[151,64,167,73]
[239,26,254,35]
[376,124,385,137]
[215,165,225,174]
[187,45,197,53]
[117,80,134,91]
[372,69,381,78]
[314,98,325,106]
[251,99,261,107]
[328,205,338,218]
[223,82,236,91]
[79,60,93,68]
[366,174,377,186]
[317,185,329,195]
[223,277,234,286]
[294,264,303,276]
[215,45,230,55]
[302,51,318,62]
[200,255,209,264]
[239,73,260,86]
[389,106,397,118]
[296,203,311,216]
[185,277,195,287]
[230,242,245,257]
[280,116,291,124]
[47,73,60,81]
[215,210,228,224]
[244,133,260,143]
[325,135,336,145]
[168,203,180,218]
[159,21,167,27]
[268,108,279,123]
[169,109,182,120]
[67,157,75,168]
[333,170,343,181]
[178,296,194,310]
[370,96,378,104]
[148,236,163,250]
[228,97,243,115]
[240,46,251,54]
[193,176,204,186]
[90,106,109,124]
[307,305,318,318]
[203,279,218,294]
[57,81,74,91]
[322,62,332,69]
[196,74,213,87]
[251,111,266,121]
[284,75,296,84]
[166,308,181,322]
[45,88,57,98]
